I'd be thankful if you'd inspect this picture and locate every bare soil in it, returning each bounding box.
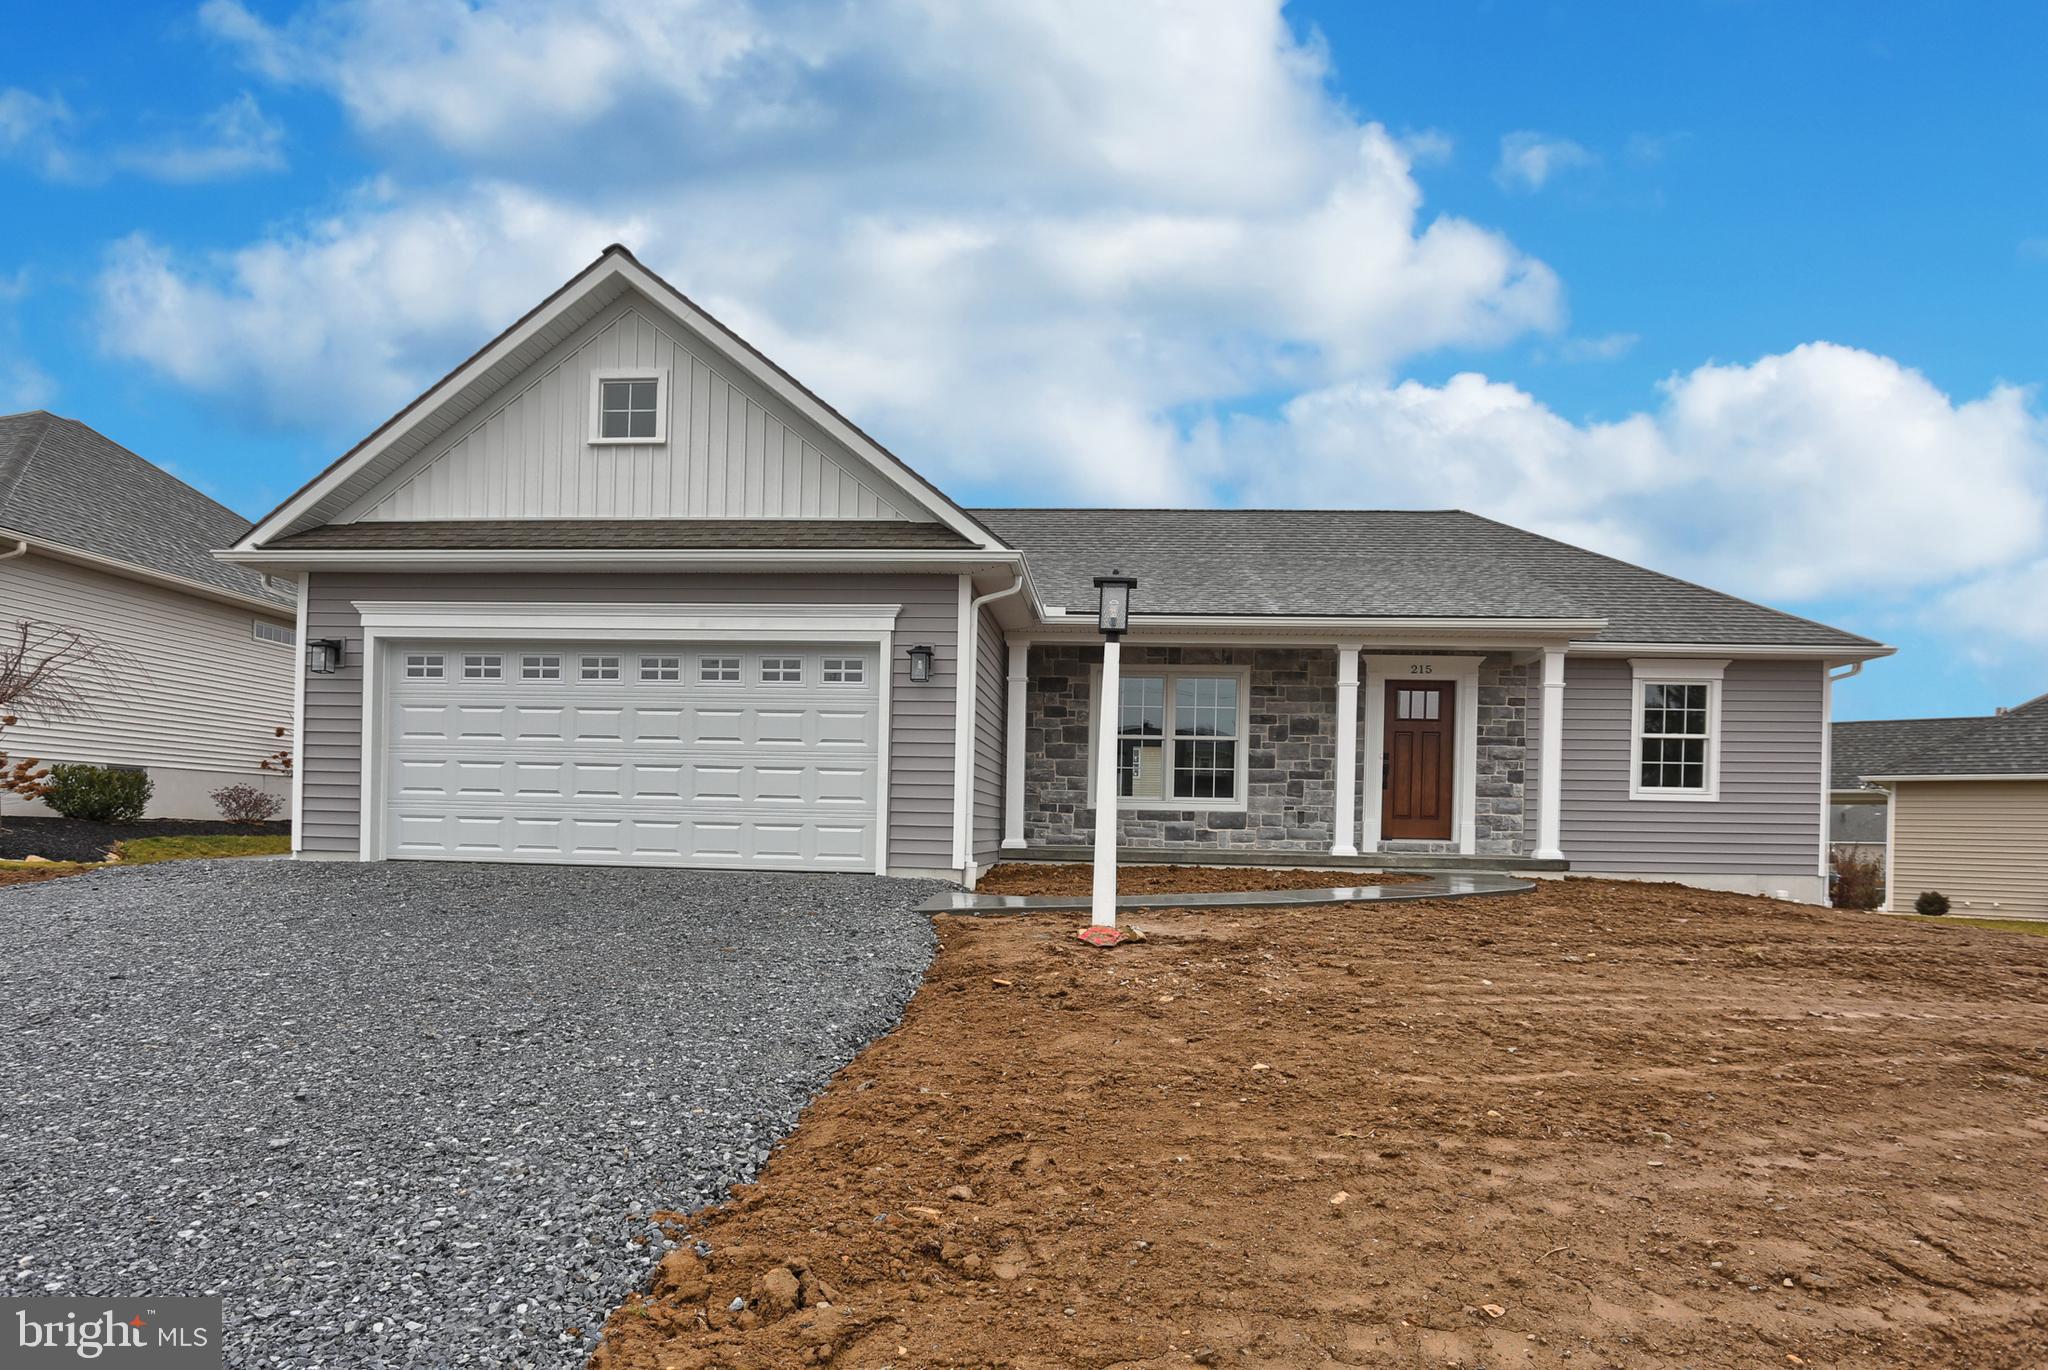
[974,863,1424,897]
[591,879,2048,1370]
[0,862,91,888]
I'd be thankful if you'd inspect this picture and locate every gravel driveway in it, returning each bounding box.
[0,859,946,1368]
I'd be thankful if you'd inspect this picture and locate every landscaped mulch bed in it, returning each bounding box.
[974,860,1424,896]
[0,816,290,864]
[591,879,2048,1370]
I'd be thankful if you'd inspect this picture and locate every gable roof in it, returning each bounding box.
[236,245,1008,552]
[970,507,1881,649]
[0,411,291,609]
[1863,693,2048,780]
[1831,715,1990,791]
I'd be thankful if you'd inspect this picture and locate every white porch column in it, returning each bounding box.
[1534,646,1567,861]
[1091,638,1122,926]
[1331,644,1361,857]
[1002,639,1029,849]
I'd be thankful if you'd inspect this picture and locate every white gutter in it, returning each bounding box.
[214,547,1025,573]
[951,567,1027,878]
[1033,610,1607,636]
[1861,772,2048,783]
[1571,640,1896,662]
[0,526,293,616]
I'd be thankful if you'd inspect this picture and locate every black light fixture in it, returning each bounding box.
[305,638,344,675]
[906,644,935,683]
[1093,570,1137,638]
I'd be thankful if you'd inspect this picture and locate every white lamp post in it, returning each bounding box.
[1090,571,1136,933]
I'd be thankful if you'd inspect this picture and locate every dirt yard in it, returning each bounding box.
[590,879,2048,1370]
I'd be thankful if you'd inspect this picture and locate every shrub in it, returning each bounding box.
[211,783,283,825]
[44,764,153,822]
[1913,890,1951,916]
[1829,848,1885,910]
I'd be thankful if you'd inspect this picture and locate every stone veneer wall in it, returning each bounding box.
[1023,645,1338,851]
[1024,645,1535,857]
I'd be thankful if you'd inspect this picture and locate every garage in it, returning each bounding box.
[379,642,882,870]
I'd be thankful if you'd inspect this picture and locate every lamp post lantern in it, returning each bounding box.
[1089,571,1137,933]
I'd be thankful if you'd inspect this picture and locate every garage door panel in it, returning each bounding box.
[382,642,880,871]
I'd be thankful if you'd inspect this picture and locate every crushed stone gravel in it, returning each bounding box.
[0,858,946,1368]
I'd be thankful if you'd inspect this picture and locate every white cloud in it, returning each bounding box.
[99,185,648,426]
[0,88,82,180]
[1233,343,2048,603]
[117,93,286,182]
[114,0,1561,499]
[1494,131,1597,193]
[1548,331,1639,363]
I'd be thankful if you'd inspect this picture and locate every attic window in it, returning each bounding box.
[590,370,669,444]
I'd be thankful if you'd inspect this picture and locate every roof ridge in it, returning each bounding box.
[0,410,55,517]
[41,413,256,533]
[1458,510,1882,650]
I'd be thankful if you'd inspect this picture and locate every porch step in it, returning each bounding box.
[1005,845,1569,874]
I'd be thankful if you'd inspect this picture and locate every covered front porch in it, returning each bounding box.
[994,629,1575,871]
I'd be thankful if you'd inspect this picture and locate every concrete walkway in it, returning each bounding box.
[919,869,1534,913]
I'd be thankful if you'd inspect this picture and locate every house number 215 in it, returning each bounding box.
[1409,664,1435,675]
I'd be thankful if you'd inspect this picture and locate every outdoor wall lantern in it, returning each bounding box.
[305,638,345,675]
[1085,570,1138,941]
[906,644,935,684]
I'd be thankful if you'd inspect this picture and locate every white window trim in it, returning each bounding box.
[587,368,671,445]
[1359,654,1482,855]
[1086,663,1252,813]
[1628,658,1729,803]
[353,601,901,874]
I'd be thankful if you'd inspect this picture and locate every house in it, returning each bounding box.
[1829,714,1989,859]
[0,411,297,817]
[1860,693,2048,917]
[219,245,1890,902]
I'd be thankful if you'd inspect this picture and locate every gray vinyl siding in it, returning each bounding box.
[1560,656,1823,875]
[971,606,1006,865]
[341,295,922,523]
[0,549,295,779]
[299,571,958,867]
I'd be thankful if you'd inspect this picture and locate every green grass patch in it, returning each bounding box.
[1895,914,2048,937]
[115,834,291,864]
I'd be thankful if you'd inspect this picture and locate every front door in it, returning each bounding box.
[1384,683,1455,840]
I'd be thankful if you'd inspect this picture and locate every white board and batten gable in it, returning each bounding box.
[339,295,925,523]
[235,246,1003,549]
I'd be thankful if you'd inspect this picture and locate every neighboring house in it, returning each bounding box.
[0,412,296,818]
[219,245,1890,901]
[1861,693,2048,917]
[1829,715,1990,854]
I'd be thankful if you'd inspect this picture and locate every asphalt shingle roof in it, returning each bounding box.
[265,519,975,551]
[971,508,1878,648]
[0,411,289,607]
[1831,716,1990,790]
[1864,693,2048,779]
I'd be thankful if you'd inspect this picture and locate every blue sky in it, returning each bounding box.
[3,1,2046,722]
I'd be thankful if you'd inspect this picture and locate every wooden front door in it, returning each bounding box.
[1384,683,1455,840]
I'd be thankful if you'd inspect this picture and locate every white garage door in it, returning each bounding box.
[380,642,880,870]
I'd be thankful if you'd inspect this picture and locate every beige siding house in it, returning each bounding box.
[1863,694,2048,918]
[0,412,296,818]
[218,245,1889,898]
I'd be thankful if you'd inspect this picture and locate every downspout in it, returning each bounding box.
[1819,660,1865,902]
[0,540,27,561]
[953,567,1026,883]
